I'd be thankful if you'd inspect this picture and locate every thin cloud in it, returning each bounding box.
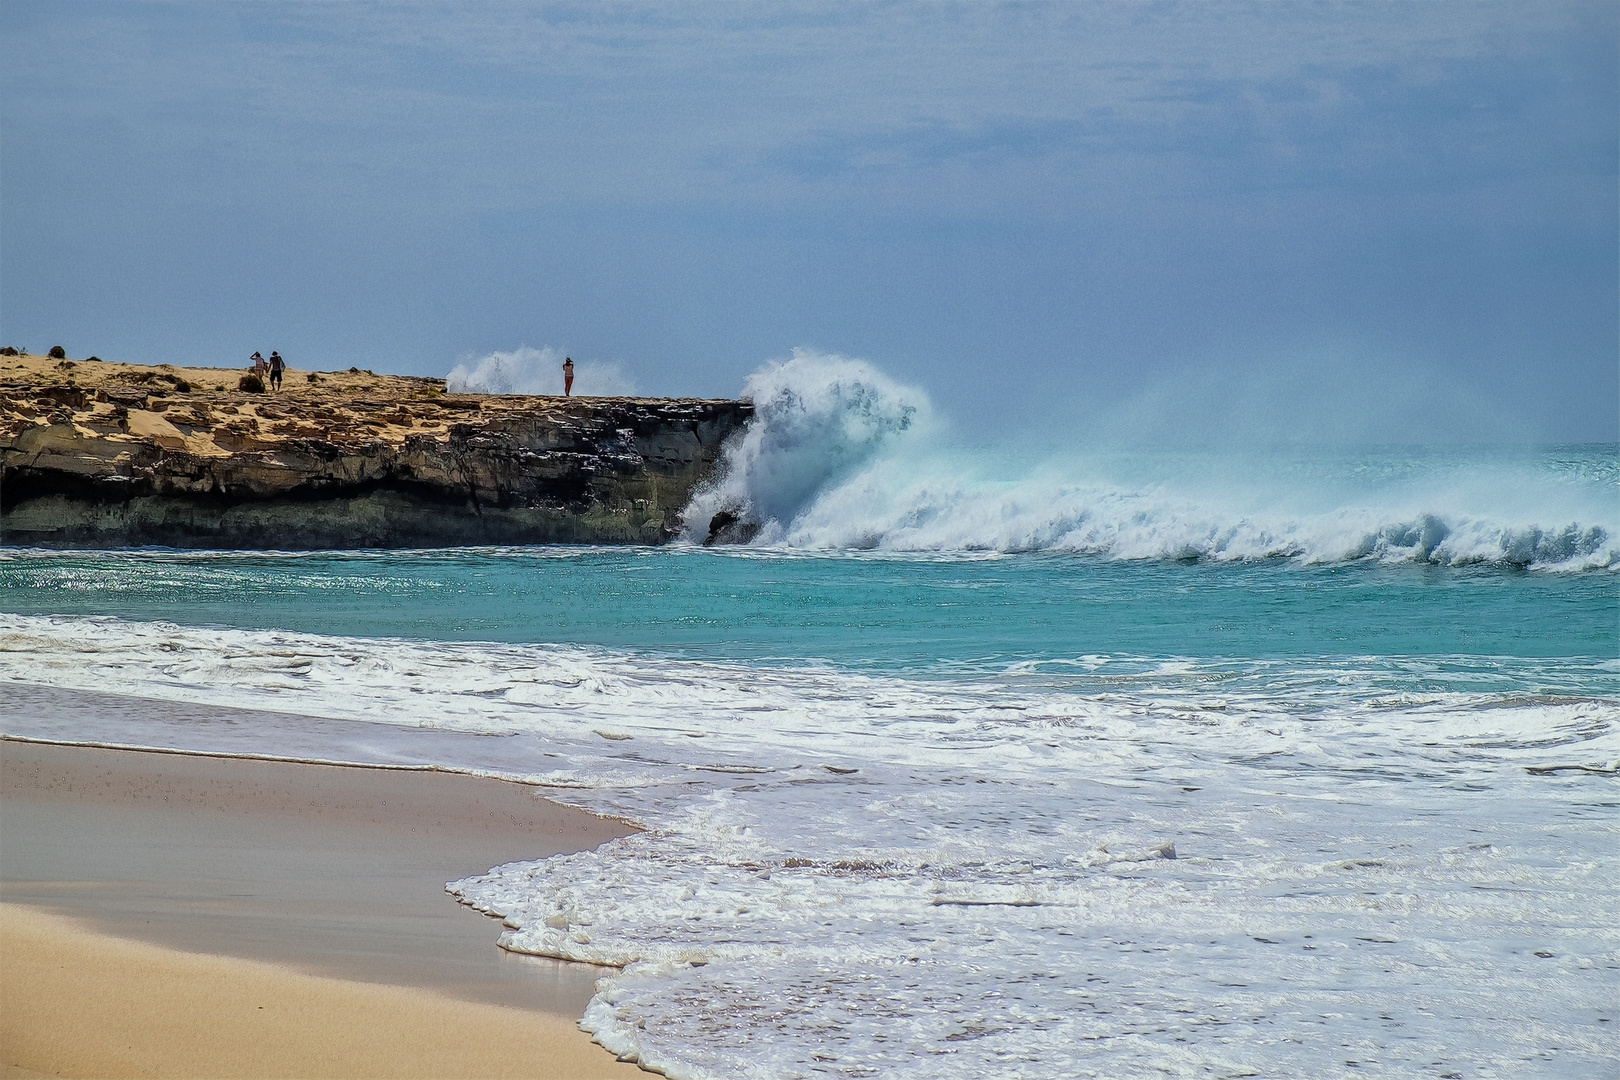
[6,2,1603,216]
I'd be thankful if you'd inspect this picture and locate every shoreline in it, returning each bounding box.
[0,738,646,1078]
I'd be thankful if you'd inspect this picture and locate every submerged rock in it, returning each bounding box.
[702,508,760,547]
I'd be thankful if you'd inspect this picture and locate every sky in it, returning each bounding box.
[2,1,1615,444]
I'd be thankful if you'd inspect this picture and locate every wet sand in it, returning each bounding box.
[0,738,644,1078]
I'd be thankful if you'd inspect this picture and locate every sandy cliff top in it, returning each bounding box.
[0,351,726,453]
[2,350,429,396]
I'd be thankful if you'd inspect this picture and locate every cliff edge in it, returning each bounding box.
[0,353,749,548]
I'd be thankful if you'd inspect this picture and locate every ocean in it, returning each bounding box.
[2,356,1616,1078]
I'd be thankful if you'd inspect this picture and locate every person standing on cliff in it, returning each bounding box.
[268,351,285,391]
[251,351,267,379]
[563,356,574,397]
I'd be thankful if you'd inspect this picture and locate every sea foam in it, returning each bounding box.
[2,612,1615,1078]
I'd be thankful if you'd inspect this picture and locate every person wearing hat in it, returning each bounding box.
[563,356,574,397]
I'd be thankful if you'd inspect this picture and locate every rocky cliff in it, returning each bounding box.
[0,353,749,548]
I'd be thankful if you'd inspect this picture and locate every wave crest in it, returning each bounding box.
[682,353,1617,569]
[682,349,927,543]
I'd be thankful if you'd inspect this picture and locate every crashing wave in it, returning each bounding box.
[682,352,1617,570]
[682,349,927,545]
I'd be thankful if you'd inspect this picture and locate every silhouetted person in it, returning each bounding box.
[268,351,285,390]
[563,356,574,396]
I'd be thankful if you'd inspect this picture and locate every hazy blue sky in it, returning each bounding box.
[3,1,1614,443]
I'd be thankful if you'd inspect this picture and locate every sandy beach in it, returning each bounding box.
[0,738,645,1079]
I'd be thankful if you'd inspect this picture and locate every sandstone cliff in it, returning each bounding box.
[0,353,749,548]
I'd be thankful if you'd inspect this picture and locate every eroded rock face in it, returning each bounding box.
[0,355,749,548]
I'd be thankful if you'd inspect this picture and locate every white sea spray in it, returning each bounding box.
[447,345,638,397]
[683,349,929,543]
[684,354,1617,568]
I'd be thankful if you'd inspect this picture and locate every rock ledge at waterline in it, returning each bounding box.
[1,353,749,548]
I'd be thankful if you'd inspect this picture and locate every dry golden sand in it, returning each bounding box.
[0,348,438,398]
[0,350,459,455]
[0,904,644,1079]
[0,736,647,1079]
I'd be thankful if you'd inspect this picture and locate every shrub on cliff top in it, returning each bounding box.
[48,345,66,359]
[0,347,18,356]
[239,374,266,393]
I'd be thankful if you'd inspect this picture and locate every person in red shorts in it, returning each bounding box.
[562,356,574,396]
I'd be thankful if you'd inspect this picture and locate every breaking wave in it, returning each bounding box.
[684,351,1617,569]
[682,349,927,542]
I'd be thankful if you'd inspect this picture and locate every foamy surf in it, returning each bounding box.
[2,611,1615,1078]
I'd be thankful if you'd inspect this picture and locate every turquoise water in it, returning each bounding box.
[1,547,1612,669]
